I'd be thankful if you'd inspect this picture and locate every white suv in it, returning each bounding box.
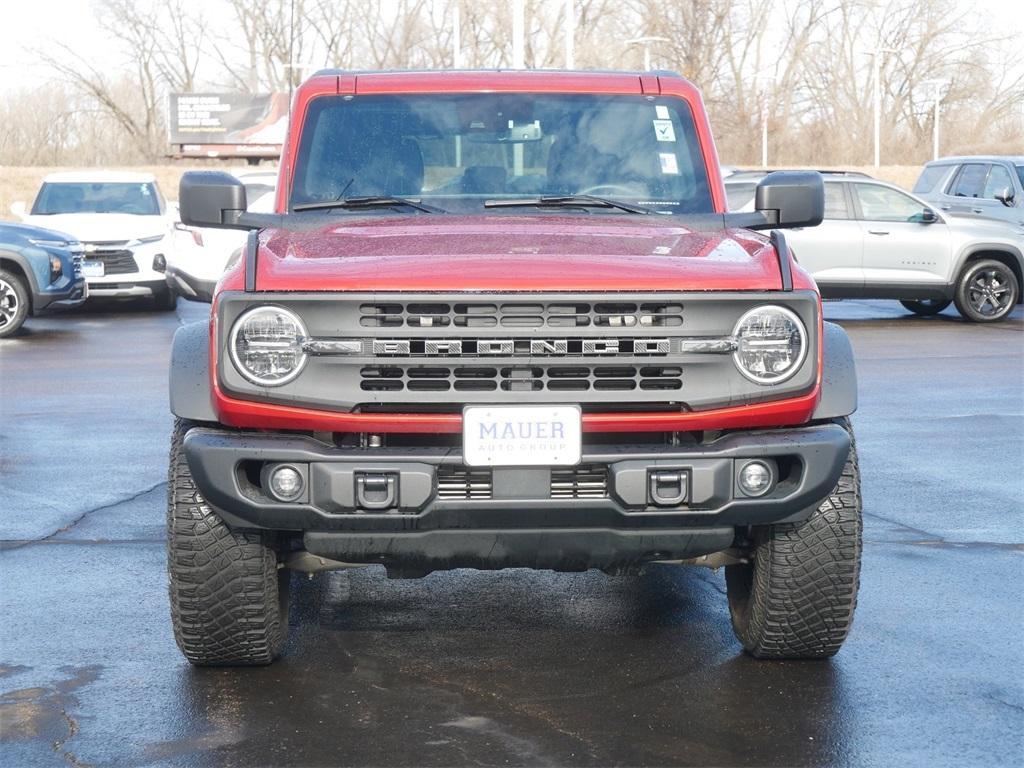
[14,171,177,309]
[166,169,277,302]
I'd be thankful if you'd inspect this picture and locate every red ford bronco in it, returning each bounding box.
[170,70,860,665]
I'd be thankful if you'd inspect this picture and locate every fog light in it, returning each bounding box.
[738,460,774,497]
[152,254,166,272]
[267,465,304,502]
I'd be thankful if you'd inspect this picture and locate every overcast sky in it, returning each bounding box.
[1,0,1022,93]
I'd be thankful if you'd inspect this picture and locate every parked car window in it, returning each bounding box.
[823,183,851,220]
[912,164,950,194]
[853,183,928,222]
[949,163,989,198]
[32,182,162,215]
[291,93,714,214]
[982,164,1013,199]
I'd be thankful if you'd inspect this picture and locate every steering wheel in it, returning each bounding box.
[577,183,645,197]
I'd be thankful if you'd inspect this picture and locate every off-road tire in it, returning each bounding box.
[167,418,289,665]
[953,259,1019,323]
[0,269,30,338]
[153,286,178,311]
[725,418,862,659]
[900,298,950,316]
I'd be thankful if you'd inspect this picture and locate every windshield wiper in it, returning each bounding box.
[293,196,443,213]
[483,195,653,214]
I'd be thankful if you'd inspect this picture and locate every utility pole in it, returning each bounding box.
[865,47,897,168]
[564,0,575,69]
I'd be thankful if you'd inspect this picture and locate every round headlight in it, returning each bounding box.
[229,306,308,386]
[732,305,807,385]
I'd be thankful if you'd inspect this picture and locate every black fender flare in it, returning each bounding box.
[812,321,858,420]
[169,321,217,423]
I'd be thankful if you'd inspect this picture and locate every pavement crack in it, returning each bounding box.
[864,509,941,541]
[2,481,166,550]
[53,708,88,768]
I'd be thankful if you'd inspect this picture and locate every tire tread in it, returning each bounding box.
[167,419,286,665]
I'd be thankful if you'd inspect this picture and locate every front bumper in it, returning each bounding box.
[33,276,88,311]
[183,423,850,572]
[87,279,165,299]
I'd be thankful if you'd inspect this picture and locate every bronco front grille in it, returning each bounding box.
[216,291,820,412]
[360,301,684,328]
[360,365,683,393]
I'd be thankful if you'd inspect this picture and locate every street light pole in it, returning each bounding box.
[512,0,525,69]
[866,47,897,168]
[624,37,670,72]
[921,79,948,161]
[452,1,462,68]
[564,0,575,68]
[755,75,775,169]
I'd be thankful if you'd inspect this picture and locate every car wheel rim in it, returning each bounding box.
[967,268,1012,317]
[0,278,18,328]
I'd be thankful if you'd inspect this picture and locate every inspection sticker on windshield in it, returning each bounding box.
[659,153,680,175]
[653,119,676,142]
[463,405,581,467]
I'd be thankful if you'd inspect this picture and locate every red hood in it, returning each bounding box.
[254,215,783,292]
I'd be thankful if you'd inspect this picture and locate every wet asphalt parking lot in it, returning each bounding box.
[1,297,1021,768]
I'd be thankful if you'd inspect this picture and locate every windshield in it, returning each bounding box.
[32,182,163,215]
[291,93,713,214]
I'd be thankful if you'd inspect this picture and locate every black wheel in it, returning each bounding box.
[953,259,1019,323]
[0,269,29,338]
[725,419,862,659]
[900,298,951,316]
[167,419,289,665]
[153,286,178,311]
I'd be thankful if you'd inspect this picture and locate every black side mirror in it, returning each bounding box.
[179,171,248,229]
[920,207,938,223]
[754,171,824,229]
[995,187,1015,207]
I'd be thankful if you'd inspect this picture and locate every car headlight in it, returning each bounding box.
[130,234,165,246]
[228,306,308,386]
[29,237,73,248]
[49,255,63,282]
[732,305,807,384]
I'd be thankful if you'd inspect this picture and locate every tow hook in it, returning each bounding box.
[648,469,689,506]
[355,472,398,510]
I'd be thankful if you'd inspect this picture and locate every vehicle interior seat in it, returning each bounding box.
[459,165,507,194]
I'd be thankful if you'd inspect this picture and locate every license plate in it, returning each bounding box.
[82,260,104,277]
[463,405,582,467]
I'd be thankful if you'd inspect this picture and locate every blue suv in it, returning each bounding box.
[0,221,88,337]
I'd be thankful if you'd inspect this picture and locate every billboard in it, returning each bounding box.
[168,93,288,145]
